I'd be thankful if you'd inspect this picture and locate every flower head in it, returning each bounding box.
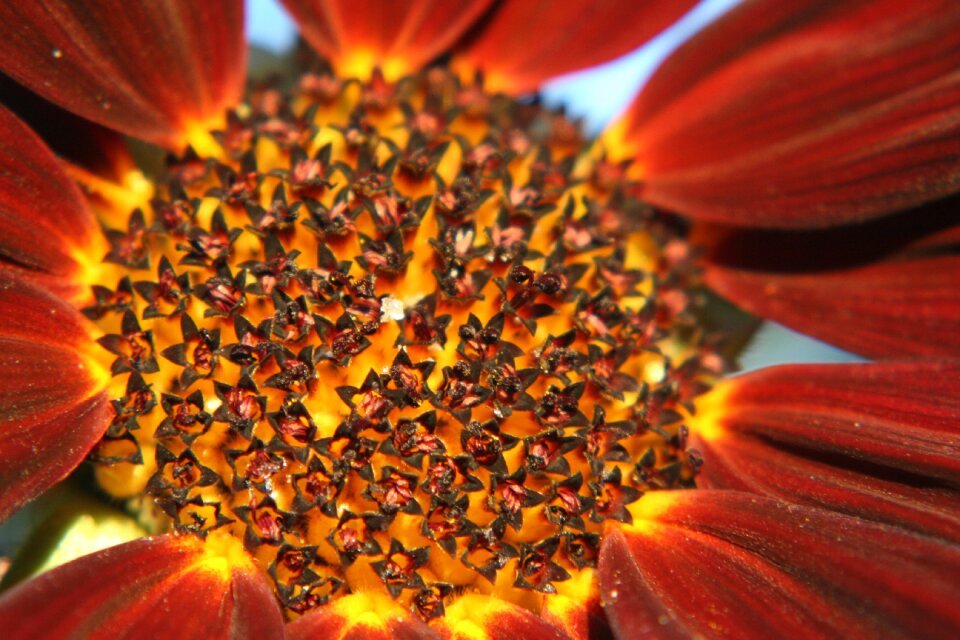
[0,1,958,639]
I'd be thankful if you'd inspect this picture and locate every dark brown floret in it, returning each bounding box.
[86,66,717,619]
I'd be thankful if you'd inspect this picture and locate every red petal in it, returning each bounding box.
[619,0,960,228]
[287,592,440,640]
[452,0,696,94]
[689,361,960,541]
[704,251,960,359]
[282,0,493,80]
[0,534,284,639]
[0,273,111,522]
[0,104,103,299]
[599,491,960,639]
[698,200,960,358]
[0,1,246,148]
[433,594,570,640]
[0,72,135,184]
[541,572,612,640]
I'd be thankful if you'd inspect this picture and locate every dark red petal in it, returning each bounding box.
[0,104,104,300]
[287,592,440,640]
[599,491,960,640]
[704,252,960,359]
[0,72,136,184]
[698,199,960,358]
[695,192,960,273]
[452,0,696,94]
[0,1,246,148]
[433,594,570,640]
[619,0,960,228]
[0,534,284,639]
[689,361,960,541]
[282,0,493,80]
[0,273,111,522]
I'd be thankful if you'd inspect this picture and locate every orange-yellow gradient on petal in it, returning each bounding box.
[689,361,960,541]
[451,0,698,94]
[287,591,439,639]
[0,1,246,148]
[616,0,960,228]
[282,0,494,81]
[0,272,111,522]
[0,533,285,639]
[599,491,960,639]
[0,105,107,303]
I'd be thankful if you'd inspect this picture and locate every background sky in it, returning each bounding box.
[244,0,860,371]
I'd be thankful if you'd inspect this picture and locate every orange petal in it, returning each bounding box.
[599,491,960,639]
[282,0,494,80]
[0,533,285,639]
[0,1,246,148]
[689,361,960,541]
[0,273,111,522]
[618,0,960,228]
[434,593,570,640]
[286,592,440,640]
[541,570,611,640]
[452,0,696,94]
[0,104,103,300]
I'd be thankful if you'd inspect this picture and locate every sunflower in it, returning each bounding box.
[0,0,958,638]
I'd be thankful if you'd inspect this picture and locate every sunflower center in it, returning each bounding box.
[83,68,714,619]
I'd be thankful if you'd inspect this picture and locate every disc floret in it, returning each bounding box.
[85,68,719,619]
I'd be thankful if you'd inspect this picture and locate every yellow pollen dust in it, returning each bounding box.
[79,68,715,620]
[190,529,258,580]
